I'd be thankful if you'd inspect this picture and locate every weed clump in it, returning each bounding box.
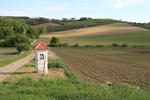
[112,43,119,47]
[48,59,66,68]
[120,43,128,47]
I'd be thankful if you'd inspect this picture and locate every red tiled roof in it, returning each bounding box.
[34,42,49,50]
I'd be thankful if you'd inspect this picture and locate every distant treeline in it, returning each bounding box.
[5,16,50,25]
[5,16,150,33]
[128,22,150,29]
[46,18,121,33]
[0,17,40,47]
[5,16,121,33]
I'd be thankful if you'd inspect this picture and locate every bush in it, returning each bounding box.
[48,59,66,68]
[16,43,30,53]
[95,45,103,47]
[120,43,128,47]
[112,43,119,47]
[84,45,91,47]
[73,43,79,47]
[4,34,30,47]
[50,37,59,47]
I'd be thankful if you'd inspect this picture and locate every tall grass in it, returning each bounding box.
[1,77,150,100]
[0,59,150,100]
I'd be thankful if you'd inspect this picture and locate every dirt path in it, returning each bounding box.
[0,50,58,82]
[0,51,35,82]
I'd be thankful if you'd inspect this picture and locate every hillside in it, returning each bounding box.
[40,23,150,46]
[35,22,61,28]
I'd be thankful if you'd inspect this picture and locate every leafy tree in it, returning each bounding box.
[73,43,79,47]
[79,17,88,21]
[50,37,59,47]
[39,27,47,34]
[112,43,119,47]
[0,26,13,39]
[4,34,30,47]
[16,43,30,53]
[26,26,39,39]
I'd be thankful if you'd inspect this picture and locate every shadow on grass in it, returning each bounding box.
[2,52,18,55]
[0,71,36,75]
[14,71,36,74]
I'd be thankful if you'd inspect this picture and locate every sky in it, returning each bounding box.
[0,0,150,22]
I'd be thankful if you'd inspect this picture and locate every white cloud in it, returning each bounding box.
[0,10,29,16]
[111,0,143,8]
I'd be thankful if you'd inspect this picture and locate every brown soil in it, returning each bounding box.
[53,48,150,86]
[41,23,148,38]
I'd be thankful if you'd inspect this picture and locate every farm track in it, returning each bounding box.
[0,51,34,82]
[53,48,150,85]
[0,50,57,82]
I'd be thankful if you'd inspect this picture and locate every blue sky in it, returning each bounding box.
[0,0,150,22]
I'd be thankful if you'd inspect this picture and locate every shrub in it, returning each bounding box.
[73,43,79,47]
[95,45,103,47]
[120,43,128,47]
[50,37,59,47]
[84,45,91,47]
[16,43,30,53]
[4,34,30,47]
[48,59,66,68]
[112,43,119,47]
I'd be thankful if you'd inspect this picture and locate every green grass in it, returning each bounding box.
[57,31,150,46]
[0,77,150,100]
[0,59,150,100]
[0,49,31,67]
[40,30,150,46]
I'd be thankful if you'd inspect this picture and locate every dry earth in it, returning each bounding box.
[41,23,148,38]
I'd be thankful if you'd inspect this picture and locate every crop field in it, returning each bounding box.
[53,48,150,86]
[40,23,150,46]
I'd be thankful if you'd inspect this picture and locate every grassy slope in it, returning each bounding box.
[0,48,30,67]
[35,22,61,28]
[40,23,150,46]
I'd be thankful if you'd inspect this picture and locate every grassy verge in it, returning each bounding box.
[0,50,31,67]
[0,59,150,100]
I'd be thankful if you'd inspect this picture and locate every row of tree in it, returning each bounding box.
[128,22,150,29]
[46,19,120,33]
[5,16,121,33]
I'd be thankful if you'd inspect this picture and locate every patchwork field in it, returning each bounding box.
[53,48,150,86]
[40,23,150,46]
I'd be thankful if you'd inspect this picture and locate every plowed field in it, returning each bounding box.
[53,48,150,85]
